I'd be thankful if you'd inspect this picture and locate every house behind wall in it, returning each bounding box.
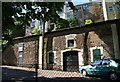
[44,19,120,71]
[2,19,120,72]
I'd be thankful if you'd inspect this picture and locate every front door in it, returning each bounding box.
[63,51,79,72]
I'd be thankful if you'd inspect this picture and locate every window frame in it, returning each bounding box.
[67,39,75,47]
[18,42,24,65]
[90,46,103,62]
[47,51,57,65]
[65,34,76,48]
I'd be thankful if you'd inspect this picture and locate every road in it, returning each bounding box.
[1,66,108,82]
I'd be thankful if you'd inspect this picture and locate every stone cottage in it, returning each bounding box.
[2,19,120,72]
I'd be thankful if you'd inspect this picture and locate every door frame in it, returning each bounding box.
[61,48,83,71]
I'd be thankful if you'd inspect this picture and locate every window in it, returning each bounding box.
[82,5,89,10]
[90,46,103,62]
[68,39,74,47]
[18,42,24,65]
[93,49,101,55]
[102,60,110,65]
[117,6,120,10]
[19,42,24,47]
[66,34,76,48]
[99,2,102,7]
[48,52,54,64]
[108,6,113,11]
[18,51,23,65]
[93,49,101,61]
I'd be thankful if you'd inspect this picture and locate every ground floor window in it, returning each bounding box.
[93,49,101,61]
[90,46,103,62]
[18,42,24,65]
[18,51,23,65]
[48,52,54,64]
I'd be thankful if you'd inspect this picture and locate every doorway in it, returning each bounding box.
[63,51,79,72]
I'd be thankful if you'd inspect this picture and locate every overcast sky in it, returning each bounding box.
[72,0,97,5]
[72,0,90,5]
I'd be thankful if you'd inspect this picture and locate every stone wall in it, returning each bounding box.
[2,36,39,67]
[2,44,18,66]
[45,23,114,71]
[3,19,119,70]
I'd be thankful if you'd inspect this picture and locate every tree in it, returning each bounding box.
[2,2,75,52]
[52,17,80,31]
[2,2,17,51]
[52,18,69,31]
[32,27,41,35]
[68,17,79,27]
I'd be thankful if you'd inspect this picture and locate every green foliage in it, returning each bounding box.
[0,40,8,49]
[2,2,75,51]
[68,17,79,27]
[13,2,75,24]
[52,17,80,31]
[32,27,41,35]
[52,19,69,31]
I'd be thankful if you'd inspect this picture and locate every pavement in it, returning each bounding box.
[1,65,108,82]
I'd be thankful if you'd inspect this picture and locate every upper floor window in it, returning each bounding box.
[68,39,74,47]
[99,2,102,7]
[108,6,113,11]
[66,34,76,48]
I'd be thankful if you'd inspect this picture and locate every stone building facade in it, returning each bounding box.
[44,22,115,72]
[2,19,120,72]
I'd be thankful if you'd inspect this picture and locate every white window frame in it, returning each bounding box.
[47,51,57,64]
[18,42,24,65]
[90,46,103,62]
[18,42,24,51]
[65,34,76,48]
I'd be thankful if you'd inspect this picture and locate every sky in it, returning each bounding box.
[72,0,90,5]
[72,0,96,5]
